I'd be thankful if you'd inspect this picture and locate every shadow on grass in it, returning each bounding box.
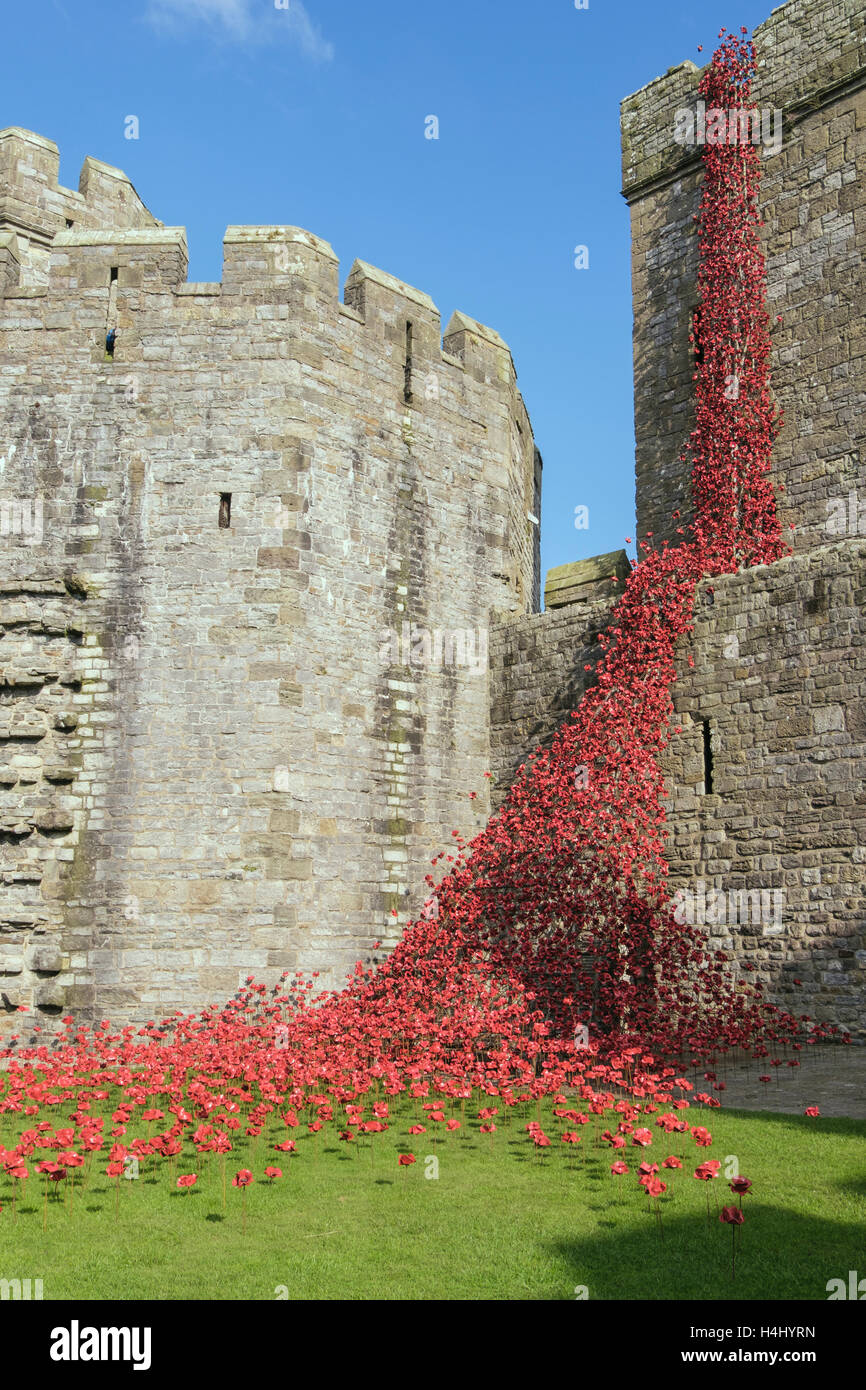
[544,1205,866,1301]
[719,1109,866,1140]
[834,1173,866,1198]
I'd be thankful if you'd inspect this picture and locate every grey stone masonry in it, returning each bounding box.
[489,540,866,1039]
[585,0,866,1037]
[544,550,631,609]
[621,0,865,553]
[661,542,866,1039]
[2,0,863,1044]
[489,578,620,810]
[0,129,541,1034]
[0,128,160,288]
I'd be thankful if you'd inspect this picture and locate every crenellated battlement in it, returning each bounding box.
[621,0,865,554]
[621,0,865,201]
[0,127,161,289]
[0,126,540,1032]
[0,139,519,386]
[0,0,863,1040]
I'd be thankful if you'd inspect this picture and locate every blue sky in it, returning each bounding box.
[4,0,778,593]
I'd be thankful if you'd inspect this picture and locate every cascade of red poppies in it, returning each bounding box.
[1,31,836,1094]
[252,27,830,1077]
[686,30,787,570]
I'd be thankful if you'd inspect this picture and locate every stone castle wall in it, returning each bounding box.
[488,563,623,805]
[487,542,866,1040]
[614,0,865,1035]
[660,542,866,1037]
[621,0,865,553]
[0,127,541,1032]
[1,0,862,1043]
[485,0,865,1039]
[0,127,161,288]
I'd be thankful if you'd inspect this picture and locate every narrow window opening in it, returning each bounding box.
[65,218,74,228]
[701,718,714,794]
[691,305,704,366]
[403,320,413,404]
[105,269,119,358]
[219,493,232,529]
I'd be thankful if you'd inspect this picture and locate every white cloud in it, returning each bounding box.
[144,0,334,61]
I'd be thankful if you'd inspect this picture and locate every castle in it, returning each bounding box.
[0,0,863,1040]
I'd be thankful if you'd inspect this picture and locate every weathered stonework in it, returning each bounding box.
[0,126,541,1033]
[660,543,866,1036]
[489,538,866,1039]
[489,560,627,805]
[616,0,865,1036]
[1,0,862,1044]
[487,0,865,1040]
[621,0,865,553]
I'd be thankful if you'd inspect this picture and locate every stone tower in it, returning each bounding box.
[0,126,541,1032]
[621,0,864,552]
[491,0,865,1037]
[621,0,865,1037]
[1,0,863,1044]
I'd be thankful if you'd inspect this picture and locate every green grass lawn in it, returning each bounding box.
[2,1104,863,1300]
